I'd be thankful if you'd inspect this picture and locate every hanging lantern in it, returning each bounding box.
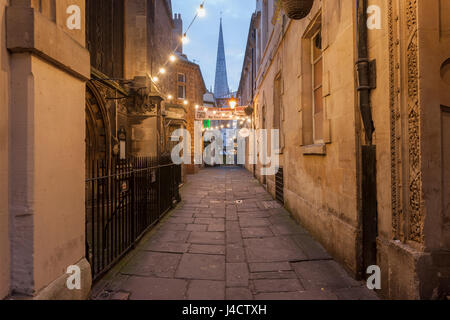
[281,0,314,20]
[244,105,254,116]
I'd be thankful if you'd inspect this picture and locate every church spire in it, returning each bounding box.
[214,18,230,99]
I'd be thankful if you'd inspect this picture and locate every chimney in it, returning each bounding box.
[173,13,183,54]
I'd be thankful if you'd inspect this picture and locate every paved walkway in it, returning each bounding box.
[92,167,378,300]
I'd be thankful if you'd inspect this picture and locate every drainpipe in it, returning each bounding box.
[356,0,375,144]
[356,0,378,276]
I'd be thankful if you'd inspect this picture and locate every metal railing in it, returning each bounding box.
[85,155,181,280]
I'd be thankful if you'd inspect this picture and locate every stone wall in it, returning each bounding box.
[6,0,91,299]
[242,0,450,299]
[0,0,10,300]
[153,0,174,95]
[124,0,148,79]
[124,0,175,158]
[251,0,361,275]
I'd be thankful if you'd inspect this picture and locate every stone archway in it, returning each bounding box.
[85,82,113,178]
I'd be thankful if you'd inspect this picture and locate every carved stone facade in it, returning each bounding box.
[379,0,450,299]
[404,0,423,243]
[389,0,424,244]
[239,0,450,299]
[85,0,180,163]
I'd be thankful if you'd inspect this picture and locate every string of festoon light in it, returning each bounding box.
[148,1,207,104]
[148,0,253,128]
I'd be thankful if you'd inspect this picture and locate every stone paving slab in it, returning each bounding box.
[249,262,292,273]
[252,278,304,293]
[244,236,309,262]
[226,263,249,287]
[226,288,253,300]
[254,290,339,300]
[186,224,208,232]
[249,271,298,280]
[119,277,188,300]
[242,227,274,238]
[175,254,225,280]
[188,231,225,245]
[292,260,362,290]
[92,167,379,301]
[143,241,190,254]
[187,280,226,300]
[189,244,226,255]
[226,244,246,263]
[120,252,181,278]
[152,230,190,243]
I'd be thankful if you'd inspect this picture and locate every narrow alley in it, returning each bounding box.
[92,167,378,300]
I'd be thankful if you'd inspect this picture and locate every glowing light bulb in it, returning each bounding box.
[197,4,206,18]
[195,105,199,109]
[182,34,189,44]
[204,108,208,112]
[152,76,159,82]
[229,99,237,109]
[184,100,189,105]
[213,111,217,115]
[168,95,173,100]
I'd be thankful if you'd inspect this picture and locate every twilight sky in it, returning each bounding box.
[172,0,255,93]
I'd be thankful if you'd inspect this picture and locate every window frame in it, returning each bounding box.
[177,84,186,100]
[299,11,327,156]
[177,73,186,100]
[311,29,324,145]
[178,73,186,83]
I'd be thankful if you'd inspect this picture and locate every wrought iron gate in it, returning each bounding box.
[85,155,181,280]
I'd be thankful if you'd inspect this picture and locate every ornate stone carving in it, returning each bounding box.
[405,0,424,243]
[127,88,157,114]
[389,0,424,243]
[389,0,401,238]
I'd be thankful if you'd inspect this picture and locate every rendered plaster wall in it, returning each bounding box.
[7,0,91,298]
[0,0,10,299]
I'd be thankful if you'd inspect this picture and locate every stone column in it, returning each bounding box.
[6,0,91,299]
